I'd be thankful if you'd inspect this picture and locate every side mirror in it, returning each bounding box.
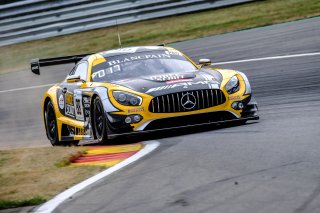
[66,75,85,83]
[199,58,212,67]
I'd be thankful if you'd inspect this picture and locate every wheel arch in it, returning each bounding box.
[90,87,120,141]
[43,96,52,139]
[42,88,63,142]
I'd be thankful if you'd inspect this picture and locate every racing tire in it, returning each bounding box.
[93,97,108,143]
[44,101,60,146]
[45,101,80,146]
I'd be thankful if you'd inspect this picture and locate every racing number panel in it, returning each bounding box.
[56,84,93,139]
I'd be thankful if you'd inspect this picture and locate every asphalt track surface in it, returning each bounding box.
[0,17,320,212]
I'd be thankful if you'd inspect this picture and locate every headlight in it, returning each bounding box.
[225,75,240,94]
[112,91,142,106]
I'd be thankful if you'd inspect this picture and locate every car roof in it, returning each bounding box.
[97,46,168,58]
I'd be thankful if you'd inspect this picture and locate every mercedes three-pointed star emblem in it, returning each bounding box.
[181,93,196,110]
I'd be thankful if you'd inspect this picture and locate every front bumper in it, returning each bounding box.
[106,95,259,137]
[107,100,259,137]
[106,112,259,138]
[241,97,259,118]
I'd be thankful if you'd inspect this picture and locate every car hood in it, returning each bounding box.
[111,70,223,97]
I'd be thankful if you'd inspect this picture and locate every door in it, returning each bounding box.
[58,62,88,121]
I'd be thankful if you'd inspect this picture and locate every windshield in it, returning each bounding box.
[91,50,197,82]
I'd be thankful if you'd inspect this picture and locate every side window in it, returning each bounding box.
[73,63,88,81]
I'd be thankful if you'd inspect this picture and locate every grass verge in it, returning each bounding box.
[0,196,46,210]
[0,0,319,74]
[0,147,105,210]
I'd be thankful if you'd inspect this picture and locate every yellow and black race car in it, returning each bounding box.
[31,46,258,146]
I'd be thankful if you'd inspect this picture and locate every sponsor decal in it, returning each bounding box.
[84,120,91,136]
[166,79,193,84]
[101,46,163,55]
[106,53,171,67]
[82,96,91,136]
[128,107,145,113]
[229,95,241,101]
[67,126,75,136]
[58,94,64,109]
[75,99,81,114]
[83,96,90,104]
[84,109,90,116]
[146,81,212,93]
[75,98,84,120]
[149,74,185,81]
[102,47,140,55]
[66,104,75,117]
[65,93,74,106]
[165,50,183,56]
[83,96,91,108]
[31,65,39,71]
[92,66,121,79]
[74,92,84,121]
[75,127,85,135]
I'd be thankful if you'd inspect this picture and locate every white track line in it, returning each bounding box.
[1,52,319,94]
[213,52,320,65]
[34,140,160,213]
[0,83,55,94]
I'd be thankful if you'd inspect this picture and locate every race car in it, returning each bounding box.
[31,46,258,146]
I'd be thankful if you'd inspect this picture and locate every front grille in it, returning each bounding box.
[149,89,226,113]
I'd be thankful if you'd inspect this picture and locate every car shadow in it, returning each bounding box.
[95,120,259,146]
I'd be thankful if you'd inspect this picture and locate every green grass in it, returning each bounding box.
[0,147,105,210]
[0,196,46,210]
[0,0,319,74]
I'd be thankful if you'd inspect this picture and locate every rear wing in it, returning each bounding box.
[30,53,92,75]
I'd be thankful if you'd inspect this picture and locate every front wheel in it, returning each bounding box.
[93,97,108,143]
[44,101,60,146]
[45,101,81,146]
